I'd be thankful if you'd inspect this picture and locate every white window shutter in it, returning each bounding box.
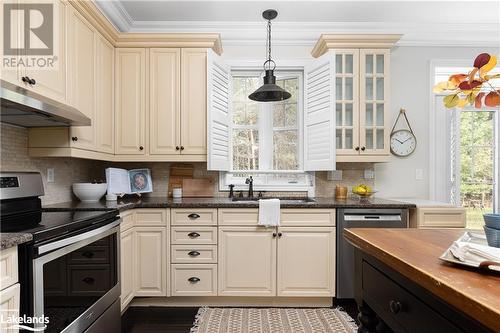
[303,50,336,171]
[207,49,231,171]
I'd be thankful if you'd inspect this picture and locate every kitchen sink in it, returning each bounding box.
[231,197,316,204]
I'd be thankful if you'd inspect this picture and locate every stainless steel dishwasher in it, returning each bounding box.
[336,208,408,299]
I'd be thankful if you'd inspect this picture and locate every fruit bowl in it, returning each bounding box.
[351,184,376,200]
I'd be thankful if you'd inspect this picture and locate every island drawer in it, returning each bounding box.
[171,209,217,226]
[171,227,217,245]
[362,261,461,332]
[171,245,217,264]
[171,264,217,296]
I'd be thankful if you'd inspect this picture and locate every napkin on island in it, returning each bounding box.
[449,233,500,263]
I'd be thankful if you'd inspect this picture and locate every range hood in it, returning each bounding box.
[0,79,91,127]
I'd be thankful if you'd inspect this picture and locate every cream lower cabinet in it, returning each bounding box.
[1,247,20,333]
[277,227,335,297]
[120,227,135,310]
[119,209,168,310]
[218,227,276,296]
[134,227,167,296]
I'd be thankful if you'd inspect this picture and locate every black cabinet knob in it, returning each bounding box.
[72,136,78,142]
[188,232,200,238]
[361,146,366,151]
[188,213,200,219]
[82,277,95,284]
[22,76,29,83]
[278,232,283,238]
[180,146,185,151]
[29,78,36,85]
[188,277,200,283]
[139,146,144,151]
[389,300,402,314]
[355,146,360,151]
[272,233,277,238]
[188,251,200,257]
[176,146,180,150]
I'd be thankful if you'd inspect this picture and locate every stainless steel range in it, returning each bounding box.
[0,172,121,333]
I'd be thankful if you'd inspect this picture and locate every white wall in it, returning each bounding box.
[223,43,498,199]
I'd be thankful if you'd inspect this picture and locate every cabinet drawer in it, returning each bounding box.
[281,209,335,226]
[135,209,168,226]
[218,209,259,225]
[417,208,466,228]
[120,211,135,231]
[171,245,217,264]
[171,209,217,226]
[171,264,217,296]
[68,265,111,296]
[0,247,18,290]
[171,227,217,244]
[362,262,460,332]
[68,247,109,264]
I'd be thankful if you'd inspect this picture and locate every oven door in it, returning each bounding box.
[32,219,120,333]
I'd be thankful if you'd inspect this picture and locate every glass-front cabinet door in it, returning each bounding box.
[359,49,390,155]
[335,50,360,155]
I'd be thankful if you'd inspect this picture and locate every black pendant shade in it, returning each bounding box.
[248,9,291,102]
[248,70,292,102]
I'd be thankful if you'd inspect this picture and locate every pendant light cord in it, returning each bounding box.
[264,18,275,71]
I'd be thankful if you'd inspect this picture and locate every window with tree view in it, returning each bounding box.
[231,73,301,171]
[223,72,311,191]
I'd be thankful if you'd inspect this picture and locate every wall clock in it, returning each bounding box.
[390,108,417,157]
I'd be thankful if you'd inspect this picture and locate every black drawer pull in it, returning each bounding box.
[188,213,201,219]
[389,300,403,314]
[188,277,200,283]
[82,277,95,284]
[188,251,200,257]
[82,251,94,258]
[188,232,200,238]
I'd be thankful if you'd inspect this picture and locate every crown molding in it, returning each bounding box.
[93,0,133,32]
[311,34,402,57]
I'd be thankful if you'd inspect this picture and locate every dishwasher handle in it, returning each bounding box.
[344,214,401,222]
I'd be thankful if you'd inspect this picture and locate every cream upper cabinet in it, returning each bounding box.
[277,227,335,297]
[23,0,67,103]
[218,227,276,296]
[359,49,390,156]
[335,50,360,155]
[95,35,115,154]
[134,227,167,296]
[180,49,207,155]
[67,8,96,150]
[120,227,135,310]
[149,48,181,155]
[115,48,147,155]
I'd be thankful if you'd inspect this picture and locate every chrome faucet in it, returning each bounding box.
[245,176,254,197]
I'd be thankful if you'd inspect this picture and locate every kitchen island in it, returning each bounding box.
[344,228,500,333]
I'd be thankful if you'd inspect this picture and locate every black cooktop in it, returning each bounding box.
[1,209,119,243]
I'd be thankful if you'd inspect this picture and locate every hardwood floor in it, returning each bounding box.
[121,300,359,333]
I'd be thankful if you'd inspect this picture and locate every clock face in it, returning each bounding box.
[390,130,416,157]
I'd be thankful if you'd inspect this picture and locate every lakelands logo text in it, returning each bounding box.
[0,310,49,332]
[2,0,59,70]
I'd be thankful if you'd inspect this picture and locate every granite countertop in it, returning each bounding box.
[1,233,33,250]
[43,196,416,212]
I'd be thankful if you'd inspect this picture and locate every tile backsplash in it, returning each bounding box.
[1,123,374,204]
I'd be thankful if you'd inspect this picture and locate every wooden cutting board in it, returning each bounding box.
[168,164,194,197]
[182,178,215,197]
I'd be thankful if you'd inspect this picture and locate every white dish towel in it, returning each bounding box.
[449,233,500,263]
[258,199,280,227]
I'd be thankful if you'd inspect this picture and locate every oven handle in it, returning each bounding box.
[37,219,120,255]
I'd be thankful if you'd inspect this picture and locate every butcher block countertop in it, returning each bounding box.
[344,228,500,332]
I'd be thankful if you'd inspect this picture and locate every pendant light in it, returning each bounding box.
[248,9,291,102]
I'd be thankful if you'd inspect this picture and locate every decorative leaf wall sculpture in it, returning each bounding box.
[433,53,500,108]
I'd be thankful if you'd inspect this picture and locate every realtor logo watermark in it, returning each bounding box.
[1,310,49,332]
[2,0,59,70]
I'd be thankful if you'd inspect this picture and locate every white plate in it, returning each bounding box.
[439,231,500,272]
